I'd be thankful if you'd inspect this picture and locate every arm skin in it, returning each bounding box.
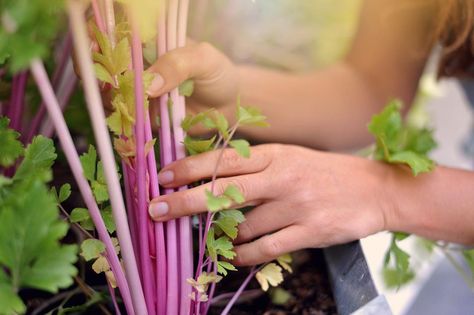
[147,0,438,150]
[149,145,474,266]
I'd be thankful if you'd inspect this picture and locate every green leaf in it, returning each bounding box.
[368,100,402,157]
[219,209,245,224]
[206,229,236,261]
[404,128,437,155]
[214,216,239,239]
[271,287,293,306]
[94,63,114,85]
[92,180,109,203]
[206,190,232,212]
[179,79,195,97]
[181,110,215,131]
[383,234,414,289]
[80,239,105,261]
[14,136,56,182]
[184,136,216,155]
[58,183,71,203]
[388,151,435,176]
[215,113,229,139]
[0,283,26,315]
[111,37,131,75]
[0,179,78,294]
[0,117,23,167]
[223,185,245,204]
[102,207,116,234]
[229,139,250,158]
[80,145,97,182]
[217,261,237,276]
[462,249,474,275]
[70,208,90,223]
[237,105,269,127]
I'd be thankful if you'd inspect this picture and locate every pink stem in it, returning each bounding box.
[123,162,140,258]
[67,3,147,314]
[30,59,135,315]
[8,71,28,133]
[130,16,156,315]
[91,0,107,33]
[107,280,122,315]
[220,267,258,315]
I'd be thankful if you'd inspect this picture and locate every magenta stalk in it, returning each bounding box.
[30,58,135,315]
[67,2,147,314]
[130,15,156,315]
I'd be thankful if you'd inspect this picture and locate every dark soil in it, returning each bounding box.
[209,250,338,315]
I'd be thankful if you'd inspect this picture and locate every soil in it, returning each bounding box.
[209,250,338,315]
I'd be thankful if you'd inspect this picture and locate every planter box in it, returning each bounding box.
[324,241,392,315]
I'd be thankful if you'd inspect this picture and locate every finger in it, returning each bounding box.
[235,202,295,245]
[157,146,272,188]
[233,225,308,266]
[149,174,272,221]
[146,42,232,97]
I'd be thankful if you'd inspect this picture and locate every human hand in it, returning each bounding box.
[146,41,239,117]
[149,144,393,266]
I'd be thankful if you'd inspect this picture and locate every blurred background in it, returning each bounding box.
[188,0,474,314]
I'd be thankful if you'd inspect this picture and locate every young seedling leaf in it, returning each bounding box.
[256,263,284,292]
[214,216,239,240]
[0,117,23,167]
[80,239,106,261]
[206,190,232,212]
[70,208,91,223]
[112,37,131,75]
[80,145,97,182]
[14,136,57,182]
[237,105,269,127]
[58,183,72,203]
[179,79,195,97]
[102,207,116,234]
[94,63,114,85]
[219,209,246,223]
[92,180,109,204]
[277,254,293,273]
[92,256,110,274]
[388,151,435,176]
[229,139,250,158]
[0,283,26,314]
[184,136,216,155]
[223,185,245,204]
[217,261,237,276]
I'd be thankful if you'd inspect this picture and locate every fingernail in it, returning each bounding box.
[158,170,174,184]
[149,202,169,218]
[147,73,164,95]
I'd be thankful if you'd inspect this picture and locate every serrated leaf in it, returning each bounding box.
[184,136,216,155]
[80,146,97,182]
[217,261,237,276]
[206,228,235,261]
[92,256,110,274]
[58,183,71,203]
[214,216,239,239]
[181,110,215,132]
[0,179,77,295]
[111,37,131,75]
[219,209,246,224]
[277,254,293,273]
[94,63,114,85]
[237,105,269,127]
[102,207,116,234]
[368,100,402,157]
[256,263,284,292]
[179,80,194,97]
[92,181,109,203]
[223,185,245,204]
[70,208,90,223]
[0,283,26,315]
[229,139,250,158]
[81,239,105,261]
[14,136,56,182]
[389,151,434,176]
[0,117,23,167]
[206,190,232,212]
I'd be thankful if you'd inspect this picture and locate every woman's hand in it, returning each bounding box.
[146,41,239,117]
[149,144,394,266]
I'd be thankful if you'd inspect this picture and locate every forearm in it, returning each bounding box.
[234,62,391,150]
[386,165,474,245]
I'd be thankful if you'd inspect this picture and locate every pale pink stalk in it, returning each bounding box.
[130,17,156,315]
[30,59,135,315]
[220,267,258,315]
[91,0,107,33]
[123,162,140,256]
[104,0,116,46]
[67,2,147,314]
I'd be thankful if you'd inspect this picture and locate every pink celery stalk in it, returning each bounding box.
[104,0,116,46]
[91,0,107,33]
[8,71,28,133]
[176,1,193,314]
[30,59,135,315]
[220,267,258,315]
[130,17,156,315]
[67,2,147,314]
